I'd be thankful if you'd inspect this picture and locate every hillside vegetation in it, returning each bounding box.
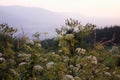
[0,19,120,80]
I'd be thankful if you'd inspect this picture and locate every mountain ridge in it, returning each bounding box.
[0,6,120,39]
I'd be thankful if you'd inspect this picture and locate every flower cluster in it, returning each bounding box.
[33,65,43,72]
[75,48,86,55]
[65,34,74,40]
[63,75,74,80]
[85,55,98,64]
[0,57,6,63]
[46,61,55,69]
[54,34,64,41]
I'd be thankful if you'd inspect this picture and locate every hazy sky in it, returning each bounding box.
[1,0,120,18]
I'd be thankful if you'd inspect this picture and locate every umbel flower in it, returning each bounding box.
[46,62,55,69]
[33,65,43,72]
[74,76,81,80]
[65,34,74,40]
[91,56,98,65]
[36,43,41,47]
[54,34,64,41]
[0,57,6,63]
[104,72,111,76]
[75,48,86,55]
[85,55,98,64]
[19,62,27,66]
[17,54,31,58]
[63,74,74,80]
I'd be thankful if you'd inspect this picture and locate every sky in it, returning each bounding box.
[0,0,120,18]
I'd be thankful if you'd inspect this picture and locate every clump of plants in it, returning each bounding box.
[0,19,120,80]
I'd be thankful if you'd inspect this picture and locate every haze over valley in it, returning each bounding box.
[0,6,120,39]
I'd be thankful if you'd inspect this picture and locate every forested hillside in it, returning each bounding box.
[41,25,120,50]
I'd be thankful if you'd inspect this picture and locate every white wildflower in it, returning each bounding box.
[69,65,74,68]
[58,49,62,53]
[74,76,81,80]
[104,72,111,76]
[0,57,6,63]
[85,55,98,64]
[76,64,81,68]
[63,75,74,80]
[51,52,55,54]
[0,53,2,57]
[105,67,110,70]
[84,63,87,67]
[17,54,24,58]
[54,34,64,41]
[19,62,26,66]
[26,40,34,45]
[42,59,47,62]
[91,56,97,65]
[18,53,31,58]
[73,67,79,73]
[63,56,69,62]
[36,43,41,47]
[65,34,74,40]
[61,31,67,35]
[46,62,55,69]
[75,48,86,55]
[95,69,99,73]
[18,54,31,62]
[33,65,43,72]
[113,71,116,75]
[85,55,92,59]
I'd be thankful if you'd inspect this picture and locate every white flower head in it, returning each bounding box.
[63,74,74,80]
[42,59,47,62]
[85,55,92,59]
[63,56,69,62]
[65,34,74,40]
[104,72,111,76]
[17,54,24,58]
[17,54,31,62]
[0,57,6,63]
[18,53,31,57]
[69,65,74,68]
[19,62,27,66]
[51,52,55,54]
[91,56,98,65]
[33,65,43,72]
[36,43,41,47]
[75,48,86,55]
[46,62,55,69]
[76,64,81,68]
[54,34,64,41]
[58,49,62,53]
[26,40,34,45]
[74,76,81,80]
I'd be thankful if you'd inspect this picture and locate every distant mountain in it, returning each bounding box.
[0,6,66,39]
[0,6,120,39]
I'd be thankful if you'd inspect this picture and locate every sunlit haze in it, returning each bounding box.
[1,0,120,18]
